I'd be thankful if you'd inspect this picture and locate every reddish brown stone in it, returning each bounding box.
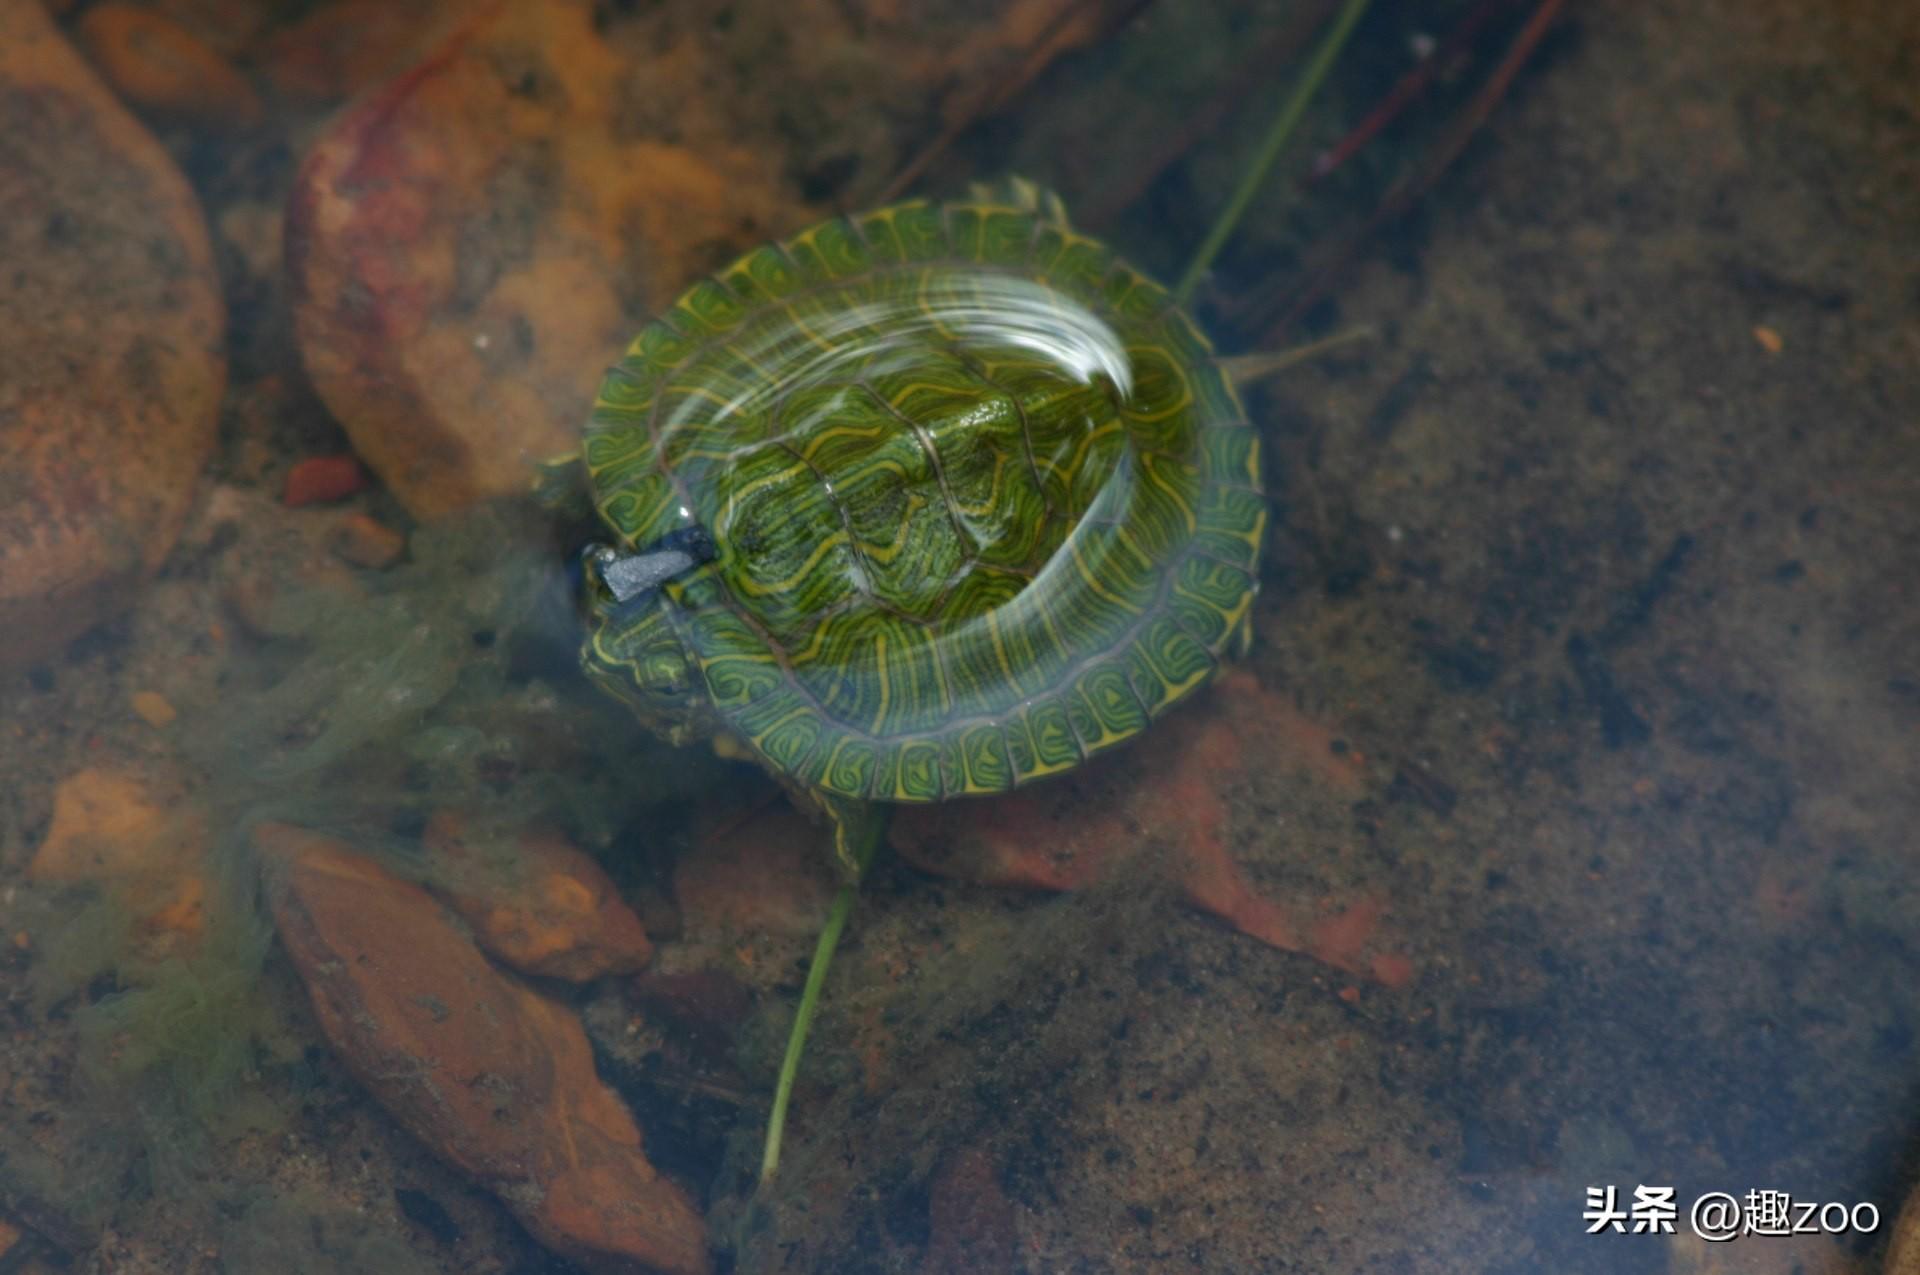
[424,811,654,982]
[259,823,709,1275]
[285,0,1116,518]
[0,0,225,670]
[893,671,1416,987]
[75,2,263,128]
[282,454,367,506]
[327,511,406,568]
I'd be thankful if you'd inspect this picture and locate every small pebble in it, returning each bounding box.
[1752,325,1783,354]
[284,454,368,507]
[329,512,406,568]
[130,690,178,727]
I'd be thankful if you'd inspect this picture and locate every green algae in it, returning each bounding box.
[7,501,733,1262]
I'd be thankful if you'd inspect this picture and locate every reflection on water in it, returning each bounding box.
[659,270,1135,432]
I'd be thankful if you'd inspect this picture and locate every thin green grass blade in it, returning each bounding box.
[760,804,886,1182]
[1174,0,1376,305]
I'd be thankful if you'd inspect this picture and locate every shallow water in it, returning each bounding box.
[2,1,1917,1273]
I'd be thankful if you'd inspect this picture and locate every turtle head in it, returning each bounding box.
[578,538,713,745]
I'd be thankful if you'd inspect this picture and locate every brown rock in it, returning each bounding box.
[75,2,263,128]
[0,0,225,670]
[424,811,653,982]
[285,2,785,518]
[892,671,1416,988]
[285,0,1111,518]
[327,511,405,568]
[29,766,208,938]
[129,689,178,726]
[198,484,367,637]
[259,823,709,1275]
[30,767,199,882]
[282,453,367,506]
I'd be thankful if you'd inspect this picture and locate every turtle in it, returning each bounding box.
[547,176,1361,1178]
[546,3,1377,1179]
[570,177,1267,872]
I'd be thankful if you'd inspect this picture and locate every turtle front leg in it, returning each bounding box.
[761,796,887,1182]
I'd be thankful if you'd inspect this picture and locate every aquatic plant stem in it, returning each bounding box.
[1218,325,1373,384]
[1173,0,1375,306]
[1234,0,1568,339]
[760,807,884,1182]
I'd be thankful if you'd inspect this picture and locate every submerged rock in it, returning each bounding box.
[0,0,225,670]
[285,0,1114,517]
[260,822,710,1275]
[74,1,263,129]
[893,670,1415,987]
[423,810,655,982]
[29,766,208,943]
[286,1,791,519]
[280,453,367,507]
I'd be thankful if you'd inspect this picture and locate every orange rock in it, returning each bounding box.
[285,0,1106,519]
[75,2,263,128]
[423,811,653,982]
[29,767,208,938]
[145,869,207,937]
[282,454,367,506]
[129,689,178,727]
[892,673,1413,986]
[30,767,198,882]
[286,2,791,519]
[0,0,225,670]
[259,823,710,1275]
[327,511,406,568]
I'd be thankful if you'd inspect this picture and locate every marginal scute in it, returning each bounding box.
[578,194,1264,802]
[961,725,1014,793]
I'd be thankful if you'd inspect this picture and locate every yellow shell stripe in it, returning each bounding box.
[579,193,1264,803]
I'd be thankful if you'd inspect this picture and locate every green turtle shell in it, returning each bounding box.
[580,194,1264,802]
